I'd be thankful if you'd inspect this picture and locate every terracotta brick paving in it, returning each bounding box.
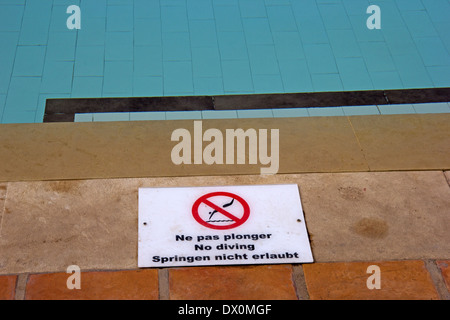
[1,260,449,300]
[437,260,450,292]
[303,260,439,300]
[24,269,158,300]
[0,275,17,300]
[169,265,298,300]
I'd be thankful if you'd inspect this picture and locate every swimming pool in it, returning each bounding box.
[1,0,449,123]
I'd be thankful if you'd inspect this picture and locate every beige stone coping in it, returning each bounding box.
[0,172,449,275]
[0,114,448,182]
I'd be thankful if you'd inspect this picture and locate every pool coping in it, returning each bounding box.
[43,87,450,122]
[0,113,449,182]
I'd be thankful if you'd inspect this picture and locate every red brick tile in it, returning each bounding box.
[0,275,17,300]
[25,269,158,300]
[303,260,439,300]
[437,260,450,292]
[169,265,297,300]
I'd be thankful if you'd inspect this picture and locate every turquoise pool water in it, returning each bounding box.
[1,0,450,123]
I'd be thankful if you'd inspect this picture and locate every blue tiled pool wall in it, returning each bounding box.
[1,0,450,123]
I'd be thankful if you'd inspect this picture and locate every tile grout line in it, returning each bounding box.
[158,268,170,300]
[291,264,310,300]
[14,273,28,300]
[424,260,450,300]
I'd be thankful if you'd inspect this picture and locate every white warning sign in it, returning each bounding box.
[138,184,313,268]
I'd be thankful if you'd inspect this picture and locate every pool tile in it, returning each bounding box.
[93,112,130,122]
[49,5,72,33]
[201,110,238,119]
[134,0,160,19]
[252,74,284,94]
[272,108,309,118]
[0,5,24,31]
[134,19,161,46]
[239,0,266,18]
[130,111,166,121]
[414,37,450,67]
[1,109,36,124]
[217,31,248,60]
[247,45,280,75]
[163,61,194,95]
[161,6,189,33]
[393,54,434,89]
[422,0,450,23]
[376,1,404,28]
[189,20,218,47]
[72,77,103,98]
[401,11,438,38]
[106,5,133,32]
[19,18,50,46]
[378,104,416,115]
[359,42,396,72]
[370,71,404,90]
[272,32,305,60]
[222,60,253,93]
[166,111,202,120]
[5,77,41,111]
[318,3,352,30]
[82,0,107,18]
[46,32,77,61]
[266,5,298,32]
[19,0,52,45]
[304,44,338,74]
[0,94,6,120]
[242,18,273,45]
[12,46,46,76]
[413,102,450,114]
[308,107,345,117]
[103,61,133,95]
[278,59,314,93]
[105,32,133,61]
[342,105,380,116]
[237,109,273,119]
[193,77,224,95]
[77,17,106,46]
[192,46,222,77]
[396,0,424,11]
[187,0,214,20]
[336,57,373,91]
[74,46,105,77]
[162,32,191,61]
[214,5,242,32]
[132,76,163,97]
[74,113,94,122]
[134,46,163,77]
[311,74,343,92]
[342,0,369,16]
[427,66,450,87]
[327,29,361,58]
[40,61,74,94]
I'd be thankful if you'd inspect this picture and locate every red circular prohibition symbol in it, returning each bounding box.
[192,192,250,230]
